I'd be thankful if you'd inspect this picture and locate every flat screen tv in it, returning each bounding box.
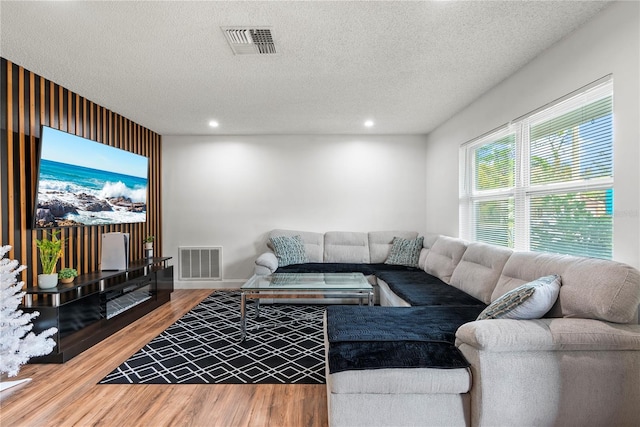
[33,126,149,229]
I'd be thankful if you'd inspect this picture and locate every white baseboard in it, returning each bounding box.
[0,378,31,392]
[174,279,243,290]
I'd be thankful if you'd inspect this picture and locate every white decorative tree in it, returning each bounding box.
[0,245,57,386]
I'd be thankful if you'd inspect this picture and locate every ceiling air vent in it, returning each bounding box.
[222,27,276,55]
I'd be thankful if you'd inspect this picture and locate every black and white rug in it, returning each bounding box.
[99,291,326,384]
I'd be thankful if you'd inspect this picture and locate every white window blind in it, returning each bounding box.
[460,77,613,259]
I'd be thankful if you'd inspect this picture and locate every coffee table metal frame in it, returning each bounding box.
[240,272,373,340]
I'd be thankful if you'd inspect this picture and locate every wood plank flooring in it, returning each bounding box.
[0,290,328,427]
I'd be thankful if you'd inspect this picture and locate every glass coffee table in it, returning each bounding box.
[240,272,373,340]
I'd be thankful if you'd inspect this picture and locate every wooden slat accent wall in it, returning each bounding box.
[0,58,163,286]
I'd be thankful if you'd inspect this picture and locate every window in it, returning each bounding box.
[460,77,613,259]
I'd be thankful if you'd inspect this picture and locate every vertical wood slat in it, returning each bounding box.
[0,58,162,286]
[58,85,64,132]
[82,97,88,273]
[34,75,45,279]
[0,62,5,248]
[18,66,27,281]
[6,62,15,262]
[65,88,73,269]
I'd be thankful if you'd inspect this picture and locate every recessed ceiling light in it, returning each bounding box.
[364,120,374,128]
[209,120,219,128]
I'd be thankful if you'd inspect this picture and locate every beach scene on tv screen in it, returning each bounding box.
[34,127,148,228]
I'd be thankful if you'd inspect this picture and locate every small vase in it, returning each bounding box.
[60,277,75,284]
[38,273,58,289]
[144,243,154,261]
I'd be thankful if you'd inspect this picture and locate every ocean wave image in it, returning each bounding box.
[35,159,148,228]
[34,127,149,228]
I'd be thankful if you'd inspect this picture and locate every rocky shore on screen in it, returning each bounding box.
[35,192,146,228]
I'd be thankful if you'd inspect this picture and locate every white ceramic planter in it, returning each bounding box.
[38,273,58,289]
[144,242,154,260]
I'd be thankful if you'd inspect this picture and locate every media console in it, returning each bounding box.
[21,257,174,363]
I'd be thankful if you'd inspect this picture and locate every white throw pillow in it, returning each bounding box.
[477,275,561,320]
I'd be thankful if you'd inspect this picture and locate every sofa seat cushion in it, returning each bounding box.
[329,341,470,374]
[375,270,487,307]
[327,305,485,343]
[326,305,484,374]
[276,262,420,275]
[327,366,471,394]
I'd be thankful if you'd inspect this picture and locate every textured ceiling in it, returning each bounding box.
[0,1,610,136]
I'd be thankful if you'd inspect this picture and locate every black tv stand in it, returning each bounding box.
[22,257,174,363]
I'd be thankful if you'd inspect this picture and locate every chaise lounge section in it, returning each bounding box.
[254,229,640,427]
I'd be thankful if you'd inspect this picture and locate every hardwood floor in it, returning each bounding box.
[0,290,328,427]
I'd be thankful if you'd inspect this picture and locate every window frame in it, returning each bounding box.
[460,77,614,257]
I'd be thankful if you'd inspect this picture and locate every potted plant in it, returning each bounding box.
[144,235,155,250]
[144,235,155,261]
[58,267,78,284]
[35,230,64,289]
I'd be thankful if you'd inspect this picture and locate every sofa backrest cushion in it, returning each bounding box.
[450,242,513,304]
[268,229,324,262]
[557,258,640,324]
[423,236,468,283]
[368,231,419,263]
[324,231,370,263]
[418,233,440,270]
[494,251,640,324]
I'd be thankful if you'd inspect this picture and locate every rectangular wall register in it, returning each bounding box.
[21,258,174,363]
[179,246,222,281]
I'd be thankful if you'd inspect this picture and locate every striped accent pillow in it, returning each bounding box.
[269,235,309,267]
[384,236,424,268]
[477,275,561,320]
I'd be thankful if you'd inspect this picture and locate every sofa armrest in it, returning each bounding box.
[457,318,640,426]
[455,318,640,352]
[255,252,278,275]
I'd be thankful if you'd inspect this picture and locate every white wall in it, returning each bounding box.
[425,1,640,269]
[162,134,428,287]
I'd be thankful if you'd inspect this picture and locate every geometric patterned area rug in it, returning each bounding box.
[99,291,326,385]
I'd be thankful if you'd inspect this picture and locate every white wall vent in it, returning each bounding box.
[222,27,276,55]
[179,247,222,281]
